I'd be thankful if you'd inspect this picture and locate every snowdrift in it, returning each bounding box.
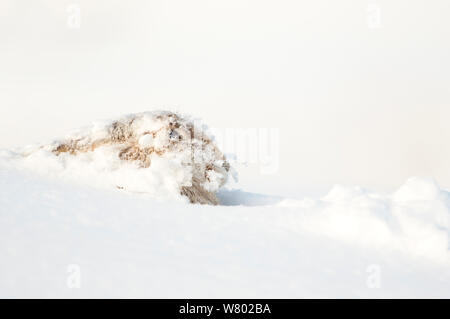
[5,111,232,205]
[0,167,449,297]
[0,111,449,297]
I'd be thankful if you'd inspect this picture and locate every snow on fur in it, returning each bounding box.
[9,111,232,204]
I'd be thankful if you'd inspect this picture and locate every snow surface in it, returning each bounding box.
[1,157,450,297]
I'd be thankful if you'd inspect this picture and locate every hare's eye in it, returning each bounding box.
[169,129,179,140]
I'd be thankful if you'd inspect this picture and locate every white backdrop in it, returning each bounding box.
[0,0,449,197]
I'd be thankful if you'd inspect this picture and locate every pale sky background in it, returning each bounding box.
[0,0,449,197]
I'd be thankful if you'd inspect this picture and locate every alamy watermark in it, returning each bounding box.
[366,264,381,288]
[66,264,81,289]
[67,4,81,29]
[199,127,280,175]
[367,2,382,29]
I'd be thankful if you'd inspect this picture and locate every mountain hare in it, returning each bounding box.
[44,111,231,205]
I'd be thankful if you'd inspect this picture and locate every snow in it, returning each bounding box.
[393,177,443,202]
[138,134,154,148]
[153,129,171,149]
[0,113,449,298]
[1,0,449,299]
[1,160,449,297]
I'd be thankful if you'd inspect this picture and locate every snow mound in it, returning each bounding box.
[0,168,450,297]
[2,111,232,204]
[275,180,450,263]
[393,177,442,202]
